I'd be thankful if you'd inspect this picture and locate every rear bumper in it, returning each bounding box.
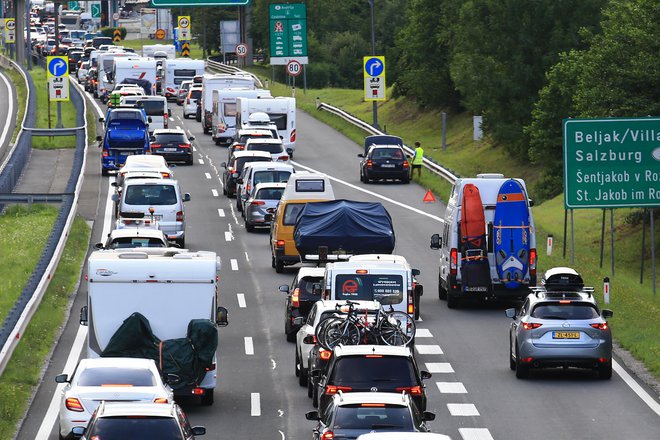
[366,170,409,180]
[153,151,193,162]
[519,340,612,367]
[274,247,300,265]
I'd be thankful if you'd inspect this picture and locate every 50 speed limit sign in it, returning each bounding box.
[235,43,248,57]
[286,60,302,77]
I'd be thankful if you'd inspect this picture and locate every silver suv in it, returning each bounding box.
[505,267,613,379]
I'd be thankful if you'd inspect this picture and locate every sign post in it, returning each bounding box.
[363,56,386,102]
[47,56,70,129]
[269,3,308,66]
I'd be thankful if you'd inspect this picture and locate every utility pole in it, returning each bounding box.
[368,0,378,129]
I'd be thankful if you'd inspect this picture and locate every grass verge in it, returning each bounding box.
[30,67,77,150]
[0,211,90,438]
[2,64,27,145]
[119,39,205,60]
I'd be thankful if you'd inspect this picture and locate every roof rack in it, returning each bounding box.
[531,286,593,299]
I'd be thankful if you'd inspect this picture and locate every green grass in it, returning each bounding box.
[119,39,205,60]
[248,69,660,379]
[0,211,90,438]
[2,66,27,144]
[30,67,77,150]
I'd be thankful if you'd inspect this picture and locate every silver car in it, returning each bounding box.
[243,182,286,232]
[506,267,613,379]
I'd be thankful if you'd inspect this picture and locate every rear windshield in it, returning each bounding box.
[296,276,323,300]
[89,418,182,439]
[247,142,284,154]
[239,133,272,143]
[235,157,271,173]
[334,274,404,304]
[189,90,202,99]
[531,303,600,320]
[153,133,187,143]
[77,367,156,386]
[108,237,166,249]
[331,356,416,385]
[255,187,284,200]
[253,170,291,185]
[283,203,305,226]
[109,111,144,121]
[334,405,412,430]
[268,114,287,131]
[124,184,178,206]
[174,69,196,76]
[371,148,404,160]
[140,100,166,116]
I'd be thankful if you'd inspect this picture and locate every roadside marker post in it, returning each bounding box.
[604,277,610,304]
[547,234,553,256]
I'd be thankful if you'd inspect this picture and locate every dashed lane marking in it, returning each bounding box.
[198,158,205,165]
[244,337,254,355]
[415,328,432,338]
[436,382,468,393]
[459,428,494,440]
[218,208,225,217]
[415,344,443,355]
[251,392,261,416]
[205,172,212,179]
[425,363,454,373]
[447,403,480,416]
[230,259,239,270]
[212,189,219,197]
[225,231,233,242]
[237,293,246,308]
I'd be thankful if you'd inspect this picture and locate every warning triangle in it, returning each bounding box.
[423,189,436,203]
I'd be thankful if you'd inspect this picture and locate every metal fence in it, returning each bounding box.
[206,58,264,88]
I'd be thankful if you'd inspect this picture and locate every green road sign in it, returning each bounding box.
[68,1,80,11]
[270,3,306,20]
[150,0,250,6]
[90,2,102,19]
[563,117,660,209]
[269,3,307,65]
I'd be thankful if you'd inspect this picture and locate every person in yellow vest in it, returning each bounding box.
[411,141,424,178]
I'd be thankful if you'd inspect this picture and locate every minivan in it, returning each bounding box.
[136,96,169,133]
[237,162,294,213]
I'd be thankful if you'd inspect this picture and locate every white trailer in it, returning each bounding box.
[113,58,158,95]
[80,248,228,405]
[142,44,176,59]
[161,58,205,100]
[236,96,297,156]
[96,51,139,102]
[199,74,256,134]
[211,88,272,145]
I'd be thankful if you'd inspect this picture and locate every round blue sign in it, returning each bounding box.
[365,57,384,77]
[48,58,67,77]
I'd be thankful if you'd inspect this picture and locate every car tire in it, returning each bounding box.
[307,374,314,398]
[299,365,308,387]
[222,185,227,195]
[200,390,214,406]
[275,258,284,273]
[515,344,529,379]
[101,166,109,177]
[509,337,516,371]
[360,169,365,183]
[246,222,255,233]
[176,237,185,248]
[438,276,448,300]
[236,197,242,212]
[447,292,459,309]
[271,254,276,268]
[295,348,301,377]
[312,386,319,408]
[598,362,612,380]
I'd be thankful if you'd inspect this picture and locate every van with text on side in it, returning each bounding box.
[236,96,297,158]
[199,73,257,133]
[211,88,272,145]
[160,58,205,101]
[269,173,334,273]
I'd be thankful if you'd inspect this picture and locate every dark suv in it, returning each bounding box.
[313,345,432,413]
[358,145,410,183]
[280,267,325,342]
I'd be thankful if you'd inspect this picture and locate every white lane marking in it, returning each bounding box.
[244,337,254,355]
[231,259,239,271]
[291,161,443,223]
[271,359,277,369]
[244,251,250,262]
[35,325,88,440]
[198,158,205,165]
[415,344,443,355]
[101,180,114,239]
[224,231,233,242]
[278,409,284,417]
[425,363,454,373]
[613,360,660,416]
[218,208,225,217]
[237,293,246,308]
[415,328,433,338]
[169,117,175,121]
[251,392,261,416]
[229,202,240,225]
[459,428,494,440]
[193,146,197,152]
[176,125,181,130]
[212,189,219,197]
[278,430,285,440]
[436,382,468,393]
[0,72,14,149]
[447,403,480,416]
[417,317,423,322]
[205,172,212,179]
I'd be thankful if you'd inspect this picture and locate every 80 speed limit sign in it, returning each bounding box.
[286,60,302,77]
[235,43,248,57]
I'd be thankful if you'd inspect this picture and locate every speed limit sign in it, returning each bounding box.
[286,60,302,77]
[235,43,248,57]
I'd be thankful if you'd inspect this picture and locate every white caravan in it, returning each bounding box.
[199,74,257,133]
[142,44,176,59]
[96,51,138,102]
[161,58,205,100]
[211,88,272,145]
[236,96,297,157]
[113,58,158,96]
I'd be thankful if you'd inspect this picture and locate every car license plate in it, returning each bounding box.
[553,331,580,339]
[164,148,177,152]
[381,164,395,168]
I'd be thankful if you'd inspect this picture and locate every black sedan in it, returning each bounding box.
[358,145,410,183]
[150,129,195,165]
[280,267,324,342]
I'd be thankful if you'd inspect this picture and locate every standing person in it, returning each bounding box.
[411,141,424,178]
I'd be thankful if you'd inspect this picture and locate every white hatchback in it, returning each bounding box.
[56,357,173,440]
[245,137,289,162]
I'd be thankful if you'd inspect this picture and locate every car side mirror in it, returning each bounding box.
[148,117,153,123]
[430,233,441,250]
[79,306,88,326]
[420,370,432,380]
[164,373,181,385]
[71,427,85,437]
[264,213,273,222]
[96,135,102,142]
[279,284,289,294]
[98,117,104,123]
[412,268,420,276]
[111,194,119,202]
[221,162,227,168]
[110,181,118,187]
[357,153,364,158]
[191,426,206,436]
[528,199,534,207]
[602,309,613,319]
[422,411,436,422]
[183,193,191,202]
[189,135,195,141]
[55,373,69,383]
[216,306,228,327]
[305,411,320,421]
[93,242,104,250]
[312,283,322,295]
[505,308,516,319]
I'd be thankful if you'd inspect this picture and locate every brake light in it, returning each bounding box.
[450,248,458,275]
[176,211,183,222]
[251,200,265,206]
[559,300,571,304]
[179,143,191,149]
[321,432,334,440]
[367,160,373,168]
[408,303,414,315]
[236,144,245,151]
[395,385,422,395]
[361,403,385,407]
[403,160,409,168]
[319,350,332,360]
[522,322,542,330]
[365,355,382,358]
[529,248,537,276]
[191,388,204,395]
[65,398,84,412]
[278,156,289,161]
[276,240,285,247]
[292,288,300,307]
[521,357,534,363]
[227,166,234,172]
[290,129,296,143]
[205,363,217,371]
[325,385,352,395]
[187,98,190,104]
[356,269,368,274]
[161,172,171,178]
[102,151,108,157]
[164,113,168,119]
[591,323,609,330]
[153,398,168,404]
[151,143,162,149]
[246,184,251,193]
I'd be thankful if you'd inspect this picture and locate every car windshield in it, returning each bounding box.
[255,188,284,200]
[154,133,187,144]
[333,405,412,430]
[334,274,404,304]
[332,356,416,385]
[235,157,271,173]
[89,418,182,439]
[77,367,156,386]
[189,90,202,100]
[283,203,305,226]
[124,185,178,206]
[253,170,291,185]
[371,148,404,160]
[108,237,166,249]
[247,142,284,154]
[531,303,600,320]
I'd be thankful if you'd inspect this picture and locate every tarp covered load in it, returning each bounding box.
[294,199,395,257]
[102,313,218,390]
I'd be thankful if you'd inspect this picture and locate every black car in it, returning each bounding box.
[358,145,410,183]
[280,267,324,342]
[307,343,333,405]
[221,151,272,197]
[67,49,83,73]
[314,345,432,413]
[150,129,195,165]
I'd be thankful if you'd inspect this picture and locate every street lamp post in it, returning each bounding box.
[368,0,378,129]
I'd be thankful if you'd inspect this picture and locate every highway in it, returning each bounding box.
[0,69,17,165]
[16,85,660,440]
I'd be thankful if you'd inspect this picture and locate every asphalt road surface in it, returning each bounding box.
[15,84,660,440]
[0,68,18,166]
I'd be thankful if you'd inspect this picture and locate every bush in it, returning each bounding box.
[100,27,127,40]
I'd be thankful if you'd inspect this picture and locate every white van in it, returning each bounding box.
[199,74,256,133]
[160,58,205,100]
[211,88,272,145]
[115,155,173,188]
[80,248,228,405]
[113,178,191,247]
[136,96,169,133]
[97,52,139,102]
[237,161,294,212]
[236,96,297,157]
[429,174,537,308]
[142,44,176,59]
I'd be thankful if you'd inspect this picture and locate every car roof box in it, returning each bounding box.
[541,267,584,292]
[364,135,403,155]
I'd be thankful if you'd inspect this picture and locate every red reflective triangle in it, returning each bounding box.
[423,189,436,203]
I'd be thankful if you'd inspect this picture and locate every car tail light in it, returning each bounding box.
[361,403,385,407]
[179,143,191,149]
[205,363,217,371]
[319,349,332,360]
[450,248,458,276]
[521,357,534,363]
[302,334,316,344]
[251,200,265,206]
[246,184,251,193]
[191,388,204,395]
[276,240,285,247]
[522,322,542,330]
[292,288,300,307]
[164,113,168,119]
[290,129,296,143]
[325,385,352,395]
[153,398,168,404]
[599,357,610,363]
[356,269,368,274]
[367,160,373,168]
[529,248,537,276]
[403,160,410,168]
[236,144,245,151]
[65,398,84,412]
[278,156,289,161]
[187,98,190,104]
[321,432,334,440]
[161,172,171,178]
[408,303,414,315]
[395,385,423,395]
[591,323,609,330]
[102,151,108,157]
[176,211,184,222]
[151,143,162,149]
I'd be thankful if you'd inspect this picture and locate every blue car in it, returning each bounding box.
[98,118,150,176]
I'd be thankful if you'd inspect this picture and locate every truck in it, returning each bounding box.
[211,88,272,145]
[142,44,176,59]
[97,117,150,176]
[160,58,205,100]
[80,248,228,405]
[113,58,158,95]
[199,73,256,134]
[236,96,297,157]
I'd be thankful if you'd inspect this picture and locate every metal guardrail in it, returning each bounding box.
[0,193,73,203]
[206,58,264,89]
[315,101,459,184]
[23,127,86,136]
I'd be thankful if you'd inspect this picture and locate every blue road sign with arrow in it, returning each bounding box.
[364,57,384,77]
[48,57,68,77]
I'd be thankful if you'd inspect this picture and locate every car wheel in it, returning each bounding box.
[236,197,242,212]
[414,291,421,320]
[245,222,255,233]
[515,344,529,379]
[295,348,301,377]
[509,336,516,371]
[200,390,214,406]
[360,169,365,183]
[307,373,314,398]
[438,275,447,300]
[101,166,109,177]
[598,362,612,380]
[447,292,459,309]
[275,257,284,273]
[175,237,185,248]
[403,176,411,184]
[299,364,308,387]
[271,254,276,268]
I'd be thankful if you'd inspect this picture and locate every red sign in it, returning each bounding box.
[341,279,359,294]
[423,189,436,203]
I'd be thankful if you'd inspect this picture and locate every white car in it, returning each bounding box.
[76,60,90,83]
[245,138,289,162]
[184,86,202,119]
[96,227,170,249]
[56,357,173,440]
